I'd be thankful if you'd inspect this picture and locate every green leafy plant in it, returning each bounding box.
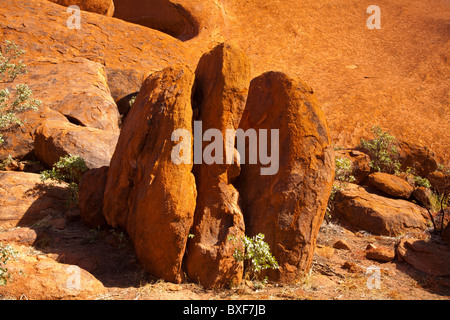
[359,126,401,174]
[0,243,18,286]
[0,40,27,82]
[0,40,41,145]
[40,154,89,205]
[228,233,279,288]
[335,157,356,184]
[326,157,356,222]
[404,167,431,188]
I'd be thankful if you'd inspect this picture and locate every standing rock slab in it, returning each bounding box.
[333,184,429,236]
[367,172,414,199]
[103,65,197,284]
[185,43,251,288]
[78,166,109,228]
[236,71,334,283]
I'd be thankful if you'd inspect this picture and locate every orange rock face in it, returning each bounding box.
[192,0,450,165]
[184,43,251,288]
[367,172,414,199]
[396,239,450,277]
[237,71,334,282]
[48,0,115,16]
[103,65,197,284]
[0,244,106,300]
[34,119,119,169]
[0,171,70,229]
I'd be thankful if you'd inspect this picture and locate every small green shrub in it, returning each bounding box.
[326,157,356,221]
[228,233,279,287]
[359,126,401,174]
[0,243,18,286]
[0,40,41,145]
[335,157,356,184]
[40,154,89,205]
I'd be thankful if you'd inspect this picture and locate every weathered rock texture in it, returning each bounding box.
[0,0,189,161]
[0,244,106,300]
[396,239,450,277]
[103,65,197,284]
[396,140,438,177]
[333,184,429,236]
[237,71,334,282]
[48,0,115,16]
[113,0,198,41]
[34,119,119,169]
[0,171,70,229]
[185,43,251,288]
[367,172,414,199]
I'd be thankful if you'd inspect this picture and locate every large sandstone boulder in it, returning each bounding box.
[103,65,197,284]
[0,244,106,300]
[185,43,251,288]
[0,171,70,229]
[47,0,115,16]
[236,71,334,283]
[34,119,119,169]
[1,57,121,161]
[78,166,108,228]
[0,106,67,161]
[396,239,450,277]
[25,58,121,133]
[0,0,190,156]
[367,172,414,199]
[333,184,429,236]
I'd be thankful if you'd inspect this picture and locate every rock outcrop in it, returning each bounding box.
[333,184,429,236]
[34,119,119,169]
[48,0,115,16]
[103,65,197,284]
[0,244,106,300]
[237,71,334,282]
[0,171,70,229]
[367,172,414,199]
[184,43,251,288]
[396,239,450,277]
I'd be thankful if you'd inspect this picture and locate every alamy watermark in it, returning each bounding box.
[66,5,81,30]
[367,5,381,29]
[66,265,81,290]
[171,121,280,176]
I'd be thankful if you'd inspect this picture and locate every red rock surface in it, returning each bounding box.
[48,0,115,16]
[333,184,429,236]
[0,244,106,300]
[0,171,70,229]
[185,43,250,289]
[181,0,450,165]
[237,71,334,283]
[367,172,415,199]
[103,65,197,284]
